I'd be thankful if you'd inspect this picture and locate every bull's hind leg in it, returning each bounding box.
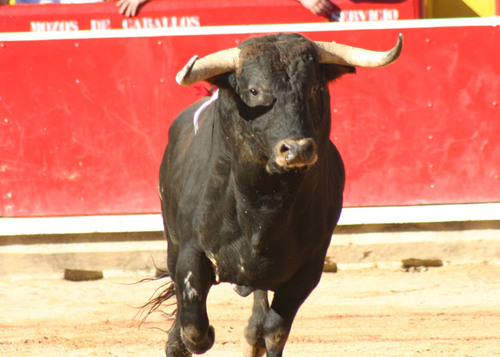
[169,243,215,355]
[243,290,269,357]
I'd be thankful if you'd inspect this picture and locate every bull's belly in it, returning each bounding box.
[206,246,302,292]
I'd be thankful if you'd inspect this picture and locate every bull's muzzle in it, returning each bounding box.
[274,138,318,169]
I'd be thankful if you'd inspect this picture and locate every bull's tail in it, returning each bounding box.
[138,276,177,330]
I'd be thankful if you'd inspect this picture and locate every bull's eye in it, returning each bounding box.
[249,88,259,96]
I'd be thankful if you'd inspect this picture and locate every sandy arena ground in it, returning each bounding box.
[1,263,499,357]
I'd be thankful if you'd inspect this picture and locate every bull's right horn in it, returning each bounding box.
[315,33,403,68]
[176,48,241,86]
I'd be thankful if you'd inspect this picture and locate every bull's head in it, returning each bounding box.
[176,33,402,174]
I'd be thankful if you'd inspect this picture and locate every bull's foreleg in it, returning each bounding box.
[243,289,269,357]
[169,243,215,355]
[263,260,324,357]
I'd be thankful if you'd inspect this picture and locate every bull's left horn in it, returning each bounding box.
[176,48,241,86]
[315,33,403,68]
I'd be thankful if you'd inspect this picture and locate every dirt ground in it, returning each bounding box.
[1,263,499,357]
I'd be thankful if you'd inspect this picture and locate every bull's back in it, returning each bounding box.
[163,98,212,167]
[159,97,222,243]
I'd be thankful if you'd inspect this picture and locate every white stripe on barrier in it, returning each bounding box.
[1,17,499,42]
[1,202,499,236]
[338,202,500,225]
[0,240,167,254]
[0,214,164,236]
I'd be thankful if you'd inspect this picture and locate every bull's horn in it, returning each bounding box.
[315,33,403,68]
[176,48,241,86]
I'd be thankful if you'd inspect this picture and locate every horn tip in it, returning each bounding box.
[397,33,404,47]
[388,33,404,64]
[176,55,199,86]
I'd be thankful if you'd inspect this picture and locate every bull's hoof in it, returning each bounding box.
[166,340,192,357]
[181,325,215,354]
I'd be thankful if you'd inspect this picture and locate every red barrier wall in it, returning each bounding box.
[0,0,420,31]
[0,2,498,217]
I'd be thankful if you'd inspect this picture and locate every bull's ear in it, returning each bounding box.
[205,72,231,87]
[322,64,356,81]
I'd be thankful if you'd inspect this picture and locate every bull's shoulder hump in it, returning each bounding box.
[167,96,214,149]
[171,97,212,131]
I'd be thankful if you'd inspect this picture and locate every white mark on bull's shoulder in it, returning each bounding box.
[183,271,199,300]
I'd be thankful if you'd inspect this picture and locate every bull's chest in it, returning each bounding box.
[197,178,309,290]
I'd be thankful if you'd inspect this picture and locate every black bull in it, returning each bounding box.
[150,33,402,356]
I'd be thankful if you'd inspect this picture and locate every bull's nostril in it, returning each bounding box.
[280,143,291,154]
